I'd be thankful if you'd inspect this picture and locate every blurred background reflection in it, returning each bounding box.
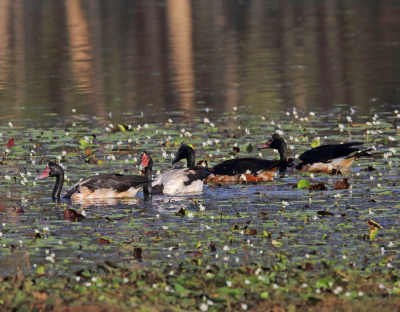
[0,0,399,122]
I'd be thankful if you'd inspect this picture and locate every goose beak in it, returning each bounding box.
[36,165,50,180]
[257,140,272,150]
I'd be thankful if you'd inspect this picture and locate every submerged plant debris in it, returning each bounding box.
[1,107,400,311]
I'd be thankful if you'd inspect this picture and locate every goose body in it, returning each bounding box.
[204,136,288,183]
[36,162,152,199]
[139,144,211,195]
[259,134,372,173]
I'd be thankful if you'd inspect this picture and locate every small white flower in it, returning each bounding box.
[273,284,279,289]
[199,303,208,312]
[226,281,232,287]
[223,245,230,251]
[188,213,194,218]
[241,303,248,310]
[244,280,250,285]
[199,204,206,211]
[310,174,314,179]
[76,276,81,281]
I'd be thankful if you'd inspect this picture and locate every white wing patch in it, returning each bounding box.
[153,168,204,195]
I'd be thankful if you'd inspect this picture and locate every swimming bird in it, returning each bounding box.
[259,134,372,172]
[204,137,288,183]
[36,161,153,199]
[139,144,211,195]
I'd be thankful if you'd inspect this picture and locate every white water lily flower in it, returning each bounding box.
[223,245,230,251]
[240,174,247,181]
[199,204,205,211]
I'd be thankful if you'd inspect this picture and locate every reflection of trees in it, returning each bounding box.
[0,0,10,92]
[0,0,400,120]
[167,0,194,115]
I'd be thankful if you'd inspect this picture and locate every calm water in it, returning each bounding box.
[0,0,399,123]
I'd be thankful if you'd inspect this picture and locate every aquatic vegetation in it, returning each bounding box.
[0,106,400,310]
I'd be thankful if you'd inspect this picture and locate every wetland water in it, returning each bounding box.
[1,1,400,311]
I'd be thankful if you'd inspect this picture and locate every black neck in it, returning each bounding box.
[187,153,196,168]
[143,163,152,196]
[278,146,288,162]
[52,173,64,199]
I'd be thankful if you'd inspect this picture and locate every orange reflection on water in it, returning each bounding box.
[167,0,194,113]
[64,0,94,93]
[0,0,10,91]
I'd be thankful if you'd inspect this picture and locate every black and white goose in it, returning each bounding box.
[258,134,372,172]
[139,144,211,195]
[36,161,153,199]
[204,136,288,183]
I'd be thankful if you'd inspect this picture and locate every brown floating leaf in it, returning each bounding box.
[367,219,382,230]
[133,247,143,260]
[232,224,240,230]
[64,209,84,222]
[233,147,240,153]
[98,238,111,245]
[16,208,24,214]
[32,291,48,301]
[85,149,92,157]
[245,229,258,235]
[0,203,5,212]
[209,242,217,252]
[305,263,314,271]
[196,159,208,167]
[317,211,334,216]
[334,178,350,189]
[194,252,203,258]
[309,183,328,191]
[362,166,376,171]
[175,207,186,217]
